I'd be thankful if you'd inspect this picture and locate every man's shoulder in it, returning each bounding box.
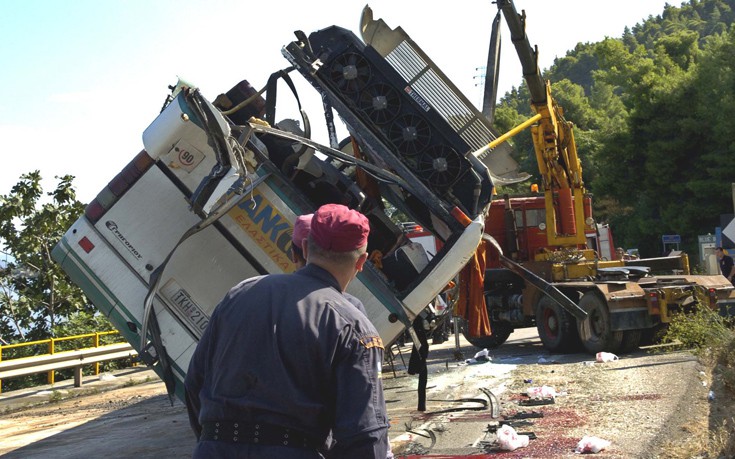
[226,273,296,299]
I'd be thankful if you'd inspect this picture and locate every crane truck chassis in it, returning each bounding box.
[459,0,735,354]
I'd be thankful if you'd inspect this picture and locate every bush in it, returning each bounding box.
[662,307,735,457]
[661,307,733,354]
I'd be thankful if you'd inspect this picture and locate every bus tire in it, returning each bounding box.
[462,319,513,349]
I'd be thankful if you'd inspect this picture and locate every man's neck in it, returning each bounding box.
[308,261,353,292]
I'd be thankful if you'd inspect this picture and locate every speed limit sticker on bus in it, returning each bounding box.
[167,139,205,173]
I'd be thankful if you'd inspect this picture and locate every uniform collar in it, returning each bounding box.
[297,264,343,292]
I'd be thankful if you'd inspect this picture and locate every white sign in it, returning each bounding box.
[723,217,735,247]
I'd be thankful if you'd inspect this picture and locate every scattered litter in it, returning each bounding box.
[523,379,533,384]
[496,424,529,451]
[474,348,491,361]
[504,410,544,420]
[574,435,611,453]
[527,385,557,399]
[595,352,618,363]
[464,349,491,365]
[498,419,535,429]
[518,398,555,406]
[99,373,117,381]
[582,361,595,366]
[702,381,708,387]
[708,390,715,401]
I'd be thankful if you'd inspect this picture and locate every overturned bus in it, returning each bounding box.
[52,7,528,401]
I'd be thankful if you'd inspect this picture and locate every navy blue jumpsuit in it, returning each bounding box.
[185,264,389,458]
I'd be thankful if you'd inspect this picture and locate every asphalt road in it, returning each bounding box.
[1,326,707,458]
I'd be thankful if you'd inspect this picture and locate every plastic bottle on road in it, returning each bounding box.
[596,352,619,363]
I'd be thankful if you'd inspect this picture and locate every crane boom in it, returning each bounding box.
[494,0,589,249]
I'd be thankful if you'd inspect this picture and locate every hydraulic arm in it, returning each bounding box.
[495,0,588,249]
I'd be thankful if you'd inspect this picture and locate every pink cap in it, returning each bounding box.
[310,204,370,252]
[292,214,313,248]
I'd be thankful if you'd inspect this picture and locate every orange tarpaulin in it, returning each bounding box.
[455,239,492,337]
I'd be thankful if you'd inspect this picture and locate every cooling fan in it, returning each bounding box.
[416,145,463,187]
[358,83,401,126]
[329,52,371,94]
[388,113,431,157]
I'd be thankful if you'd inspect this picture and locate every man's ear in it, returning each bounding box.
[302,240,309,261]
[355,251,369,272]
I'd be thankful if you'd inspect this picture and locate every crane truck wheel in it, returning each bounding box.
[576,292,623,354]
[535,296,580,352]
[461,319,513,349]
[619,329,642,353]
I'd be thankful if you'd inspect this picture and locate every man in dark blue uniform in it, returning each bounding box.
[291,213,368,317]
[185,204,389,458]
[716,247,734,286]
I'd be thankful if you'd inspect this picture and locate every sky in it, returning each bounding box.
[0,0,676,204]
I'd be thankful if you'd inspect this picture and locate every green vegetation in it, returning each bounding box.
[48,390,64,403]
[495,0,735,258]
[663,307,733,352]
[0,172,118,391]
[0,172,91,343]
[119,374,153,387]
[661,307,735,457]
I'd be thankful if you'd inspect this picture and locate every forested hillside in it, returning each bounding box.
[495,0,735,258]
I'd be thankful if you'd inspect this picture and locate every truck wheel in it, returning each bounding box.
[619,329,642,353]
[535,296,580,352]
[640,324,668,346]
[462,320,513,349]
[577,292,623,354]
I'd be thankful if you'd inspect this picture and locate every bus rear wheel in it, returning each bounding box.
[462,319,513,349]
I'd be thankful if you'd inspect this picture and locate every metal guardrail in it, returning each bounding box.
[0,331,137,393]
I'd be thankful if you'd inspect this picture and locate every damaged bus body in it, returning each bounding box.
[52,8,528,401]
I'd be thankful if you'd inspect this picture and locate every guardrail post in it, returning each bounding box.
[0,344,3,394]
[74,366,83,387]
[94,333,100,375]
[47,339,55,385]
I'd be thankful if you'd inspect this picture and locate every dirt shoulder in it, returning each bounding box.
[497,349,711,458]
[384,330,732,458]
[0,368,194,458]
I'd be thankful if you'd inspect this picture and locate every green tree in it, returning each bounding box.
[0,172,92,343]
[493,0,735,256]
